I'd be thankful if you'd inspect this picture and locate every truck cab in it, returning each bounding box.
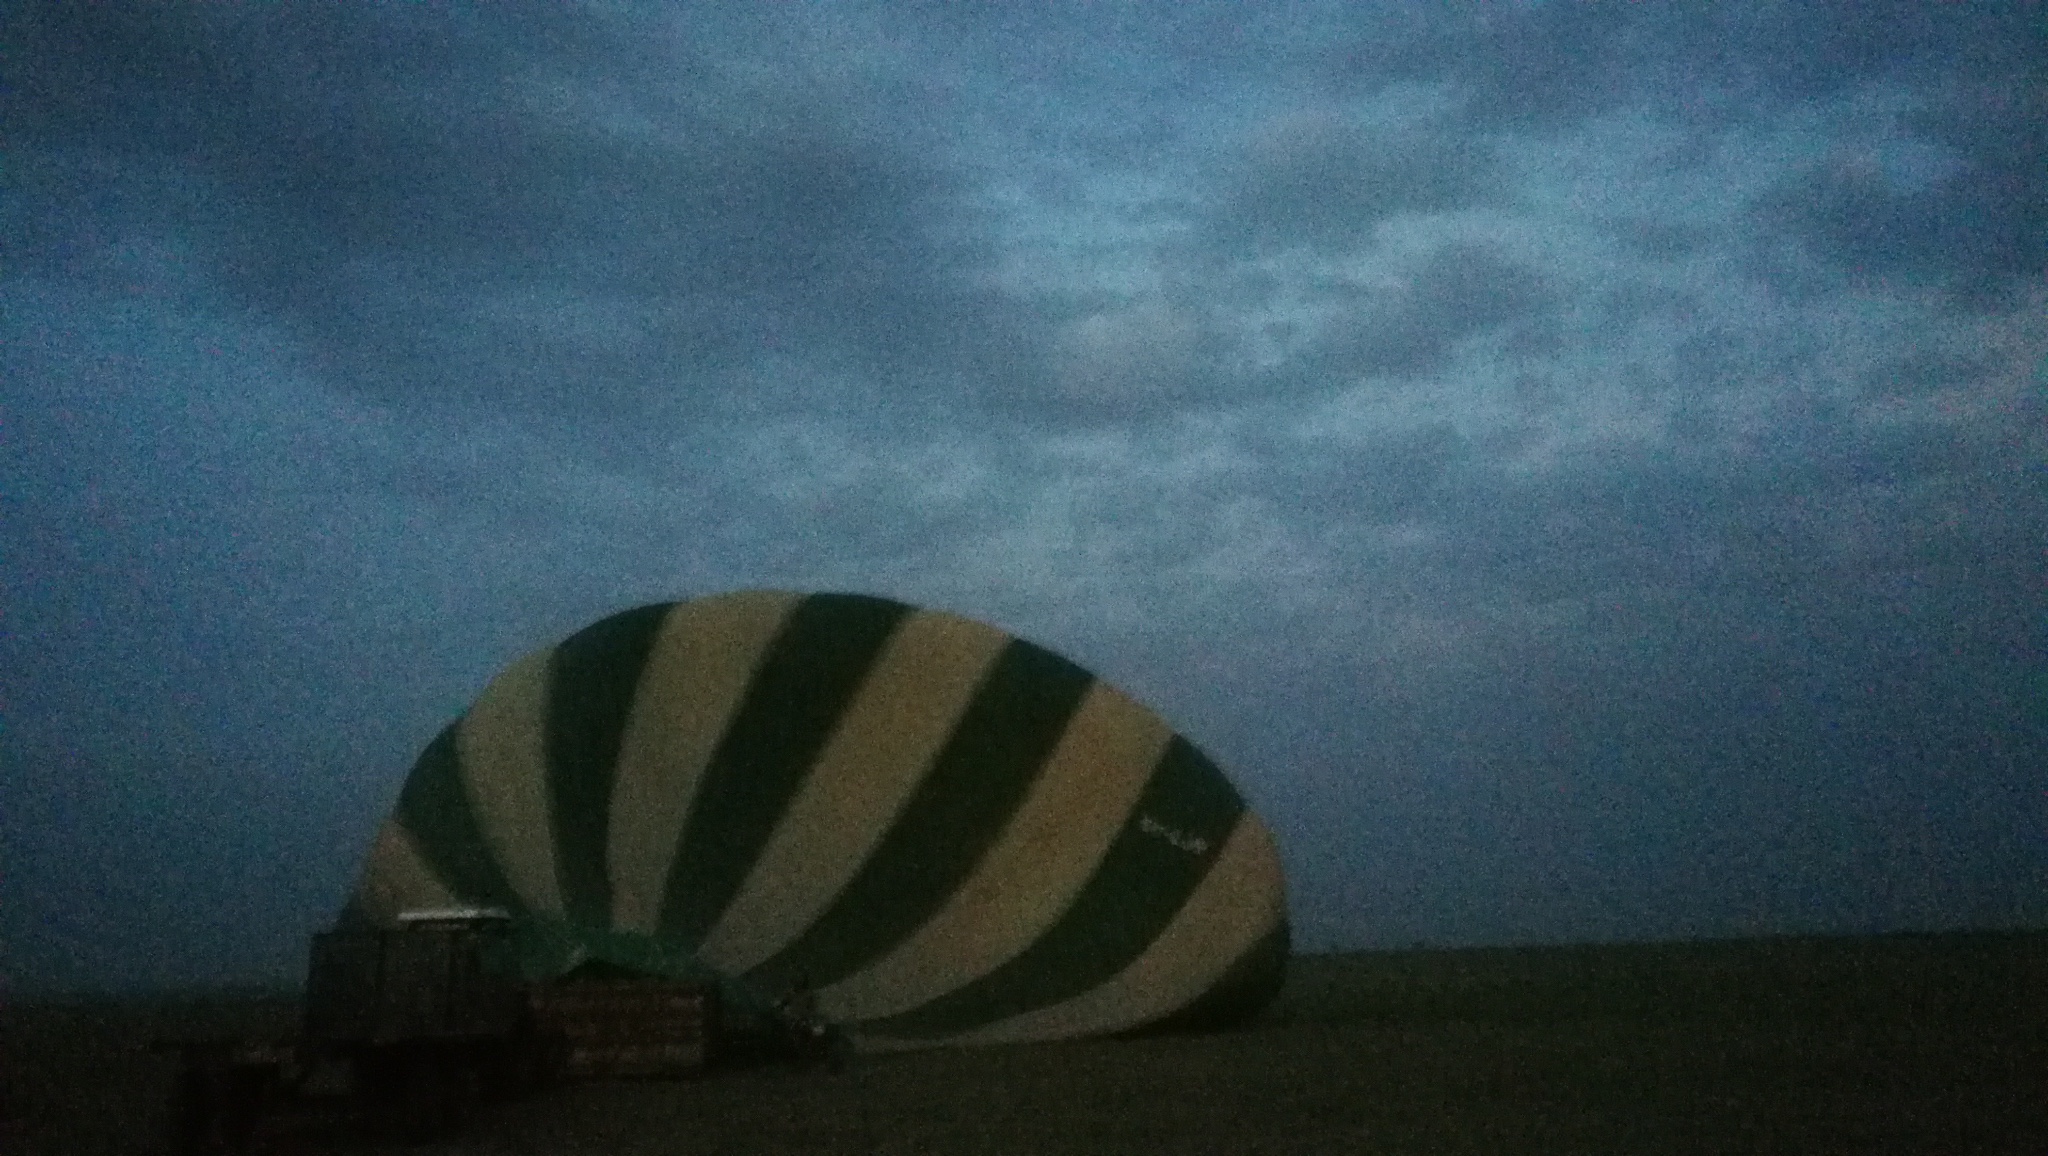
[302,908,548,1138]
[305,907,529,1050]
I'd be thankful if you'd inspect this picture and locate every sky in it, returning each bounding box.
[5,2,2045,995]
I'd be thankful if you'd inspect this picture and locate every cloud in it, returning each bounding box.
[1333,3,2046,130]
[1048,300,1213,411]
[1210,102,1503,248]
[11,2,1034,428]
[1293,240,1555,383]
[1752,85,2045,307]
[7,1,2047,990]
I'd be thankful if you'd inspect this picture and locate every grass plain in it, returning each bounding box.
[5,931,2043,1154]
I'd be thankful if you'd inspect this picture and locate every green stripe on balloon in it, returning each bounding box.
[862,735,1245,1039]
[658,594,910,946]
[748,638,1095,989]
[1125,918,1290,1036]
[544,601,673,927]
[396,724,524,914]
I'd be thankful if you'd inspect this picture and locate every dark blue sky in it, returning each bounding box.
[6,1,2044,994]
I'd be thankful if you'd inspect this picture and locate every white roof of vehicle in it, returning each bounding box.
[395,906,512,924]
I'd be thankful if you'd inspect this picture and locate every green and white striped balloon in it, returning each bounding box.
[346,591,1289,1048]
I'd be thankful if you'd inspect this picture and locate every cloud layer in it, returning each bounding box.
[6,1,2043,990]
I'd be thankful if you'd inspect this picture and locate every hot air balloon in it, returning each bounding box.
[344,591,1288,1049]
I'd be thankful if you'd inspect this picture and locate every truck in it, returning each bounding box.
[160,908,722,1153]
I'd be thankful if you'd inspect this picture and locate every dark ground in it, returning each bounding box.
[5,932,2044,1154]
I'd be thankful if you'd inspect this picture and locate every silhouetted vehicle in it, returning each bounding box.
[158,908,717,1153]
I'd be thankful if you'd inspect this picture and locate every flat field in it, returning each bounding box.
[6,932,2044,1154]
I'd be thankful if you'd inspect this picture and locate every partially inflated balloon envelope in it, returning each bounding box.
[346,591,1289,1048]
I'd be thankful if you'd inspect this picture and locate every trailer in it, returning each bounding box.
[160,908,720,1152]
[530,966,720,1078]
